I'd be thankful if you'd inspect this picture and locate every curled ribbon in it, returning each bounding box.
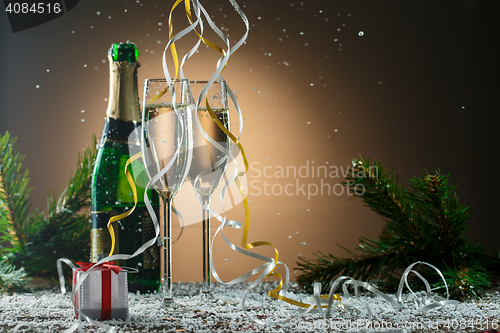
[164,0,345,318]
[106,152,140,257]
[396,261,459,312]
[163,2,463,324]
[57,258,119,333]
[165,2,348,323]
[52,3,200,333]
[305,262,459,322]
[56,152,164,332]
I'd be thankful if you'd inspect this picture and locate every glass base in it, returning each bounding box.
[161,297,188,312]
[163,297,175,306]
[200,289,217,302]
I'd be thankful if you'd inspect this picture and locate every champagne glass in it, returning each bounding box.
[187,81,230,296]
[141,78,192,305]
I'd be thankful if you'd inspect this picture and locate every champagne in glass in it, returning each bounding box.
[142,79,192,305]
[187,81,230,295]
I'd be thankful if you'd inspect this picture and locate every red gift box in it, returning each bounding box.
[73,262,129,320]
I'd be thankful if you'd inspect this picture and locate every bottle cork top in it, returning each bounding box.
[109,42,139,63]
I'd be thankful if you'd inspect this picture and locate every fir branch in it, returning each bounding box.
[296,238,417,293]
[16,136,97,277]
[0,132,35,254]
[344,157,427,246]
[434,253,491,300]
[408,171,470,261]
[1,132,97,278]
[0,255,29,293]
[296,156,498,300]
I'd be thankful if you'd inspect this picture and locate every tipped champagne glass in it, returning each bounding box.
[187,81,230,296]
[141,78,192,305]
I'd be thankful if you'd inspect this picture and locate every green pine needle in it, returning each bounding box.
[0,255,28,293]
[0,131,97,278]
[434,253,492,300]
[0,132,35,254]
[15,135,97,277]
[296,156,498,300]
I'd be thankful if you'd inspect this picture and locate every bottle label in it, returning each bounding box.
[90,211,119,263]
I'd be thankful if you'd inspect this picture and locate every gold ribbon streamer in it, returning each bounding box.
[147,87,169,104]
[106,152,141,257]
[268,271,341,308]
[205,100,248,171]
[184,2,227,58]
[168,0,185,79]
[167,0,339,312]
[205,100,340,309]
[168,0,227,78]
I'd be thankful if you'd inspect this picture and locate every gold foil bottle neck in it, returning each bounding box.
[106,54,141,122]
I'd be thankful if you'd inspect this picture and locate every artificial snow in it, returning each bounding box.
[1,282,499,332]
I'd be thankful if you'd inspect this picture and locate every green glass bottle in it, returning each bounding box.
[90,42,161,293]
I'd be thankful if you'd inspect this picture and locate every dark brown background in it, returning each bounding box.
[1,0,499,282]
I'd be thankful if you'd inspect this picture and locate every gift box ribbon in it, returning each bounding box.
[75,262,123,320]
[75,261,123,274]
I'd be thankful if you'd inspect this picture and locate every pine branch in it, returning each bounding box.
[0,256,28,293]
[433,252,492,300]
[408,171,470,261]
[0,132,35,254]
[296,156,498,300]
[344,157,428,247]
[1,131,97,278]
[15,136,97,277]
[296,237,419,293]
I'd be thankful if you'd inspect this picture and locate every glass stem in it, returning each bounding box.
[162,197,173,302]
[202,195,211,293]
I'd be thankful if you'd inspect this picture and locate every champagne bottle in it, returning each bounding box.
[90,42,161,293]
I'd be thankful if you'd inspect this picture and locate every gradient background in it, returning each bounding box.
[1,0,499,283]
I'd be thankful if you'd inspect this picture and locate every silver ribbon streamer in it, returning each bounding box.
[161,0,271,316]
[295,261,459,324]
[51,0,460,331]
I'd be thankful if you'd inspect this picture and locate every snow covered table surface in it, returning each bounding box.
[1,282,500,333]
